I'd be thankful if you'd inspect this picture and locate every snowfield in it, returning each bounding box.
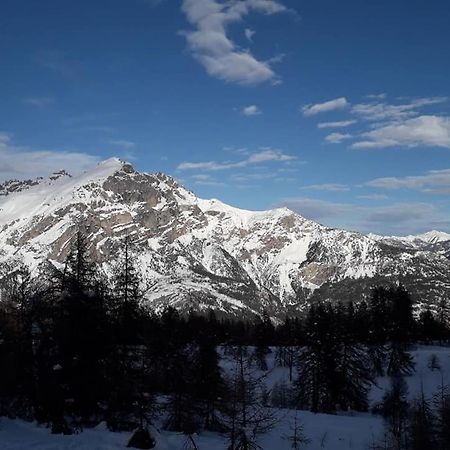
[2,345,450,449]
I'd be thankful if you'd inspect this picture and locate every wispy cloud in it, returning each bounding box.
[302,97,349,117]
[180,0,289,85]
[352,115,450,149]
[325,132,353,144]
[357,193,388,200]
[351,97,447,122]
[22,96,54,107]
[366,93,387,100]
[278,196,443,234]
[177,148,296,171]
[300,183,350,192]
[317,120,356,129]
[366,168,450,194]
[242,105,262,116]
[35,50,83,80]
[0,133,100,182]
[109,139,136,149]
[190,173,225,186]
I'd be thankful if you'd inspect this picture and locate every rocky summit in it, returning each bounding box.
[1,158,449,319]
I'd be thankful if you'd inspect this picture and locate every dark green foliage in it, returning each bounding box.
[253,311,274,370]
[295,302,373,413]
[379,376,410,449]
[408,390,436,450]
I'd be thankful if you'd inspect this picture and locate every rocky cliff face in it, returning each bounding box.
[1,158,449,319]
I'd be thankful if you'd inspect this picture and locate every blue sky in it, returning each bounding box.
[1,0,450,235]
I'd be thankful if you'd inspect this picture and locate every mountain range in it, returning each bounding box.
[1,158,449,319]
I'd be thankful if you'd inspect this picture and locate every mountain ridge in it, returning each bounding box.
[1,157,449,318]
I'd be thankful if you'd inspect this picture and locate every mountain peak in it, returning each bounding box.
[1,158,450,319]
[415,230,450,244]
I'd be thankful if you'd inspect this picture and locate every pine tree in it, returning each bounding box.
[368,287,389,376]
[380,376,410,450]
[192,334,228,431]
[433,377,450,450]
[225,345,276,450]
[296,302,373,413]
[111,236,145,344]
[436,297,450,342]
[386,286,415,376]
[334,301,374,411]
[164,343,201,434]
[408,387,436,450]
[295,303,335,413]
[285,413,309,449]
[253,311,274,371]
[275,317,299,382]
[63,231,97,292]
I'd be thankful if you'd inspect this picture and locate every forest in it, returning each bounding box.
[1,232,450,449]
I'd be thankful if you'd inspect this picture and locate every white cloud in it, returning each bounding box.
[317,120,356,129]
[247,148,295,163]
[245,28,255,42]
[109,139,136,149]
[278,197,354,221]
[181,0,288,85]
[242,105,262,116]
[302,97,349,117]
[352,115,450,149]
[357,194,388,200]
[190,174,225,186]
[366,93,387,100]
[177,148,296,171]
[300,183,350,192]
[352,97,447,122]
[366,168,450,193]
[324,132,353,144]
[22,97,54,107]
[364,203,436,228]
[278,196,443,234]
[0,133,100,182]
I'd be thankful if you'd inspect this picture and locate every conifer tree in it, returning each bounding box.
[384,285,415,376]
[225,345,276,450]
[408,387,436,450]
[253,311,274,371]
[192,333,227,431]
[285,413,309,449]
[433,377,450,449]
[380,376,410,450]
[334,301,374,411]
[296,303,336,412]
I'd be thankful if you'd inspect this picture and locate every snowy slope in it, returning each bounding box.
[1,158,450,318]
[3,345,450,450]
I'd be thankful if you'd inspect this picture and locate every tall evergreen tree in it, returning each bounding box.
[386,286,415,376]
[379,376,410,450]
[408,387,436,450]
[225,345,276,450]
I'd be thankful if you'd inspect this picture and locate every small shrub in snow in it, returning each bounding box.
[126,427,156,449]
[428,354,441,371]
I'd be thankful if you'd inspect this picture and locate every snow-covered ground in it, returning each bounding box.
[1,345,449,449]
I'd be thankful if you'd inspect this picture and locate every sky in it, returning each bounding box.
[1,0,450,235]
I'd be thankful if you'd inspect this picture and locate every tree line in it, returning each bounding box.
[0,232,449,449]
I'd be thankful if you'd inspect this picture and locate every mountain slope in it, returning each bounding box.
[1,158,449,318]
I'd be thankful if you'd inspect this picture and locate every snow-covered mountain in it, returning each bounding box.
[1,158,449,318]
